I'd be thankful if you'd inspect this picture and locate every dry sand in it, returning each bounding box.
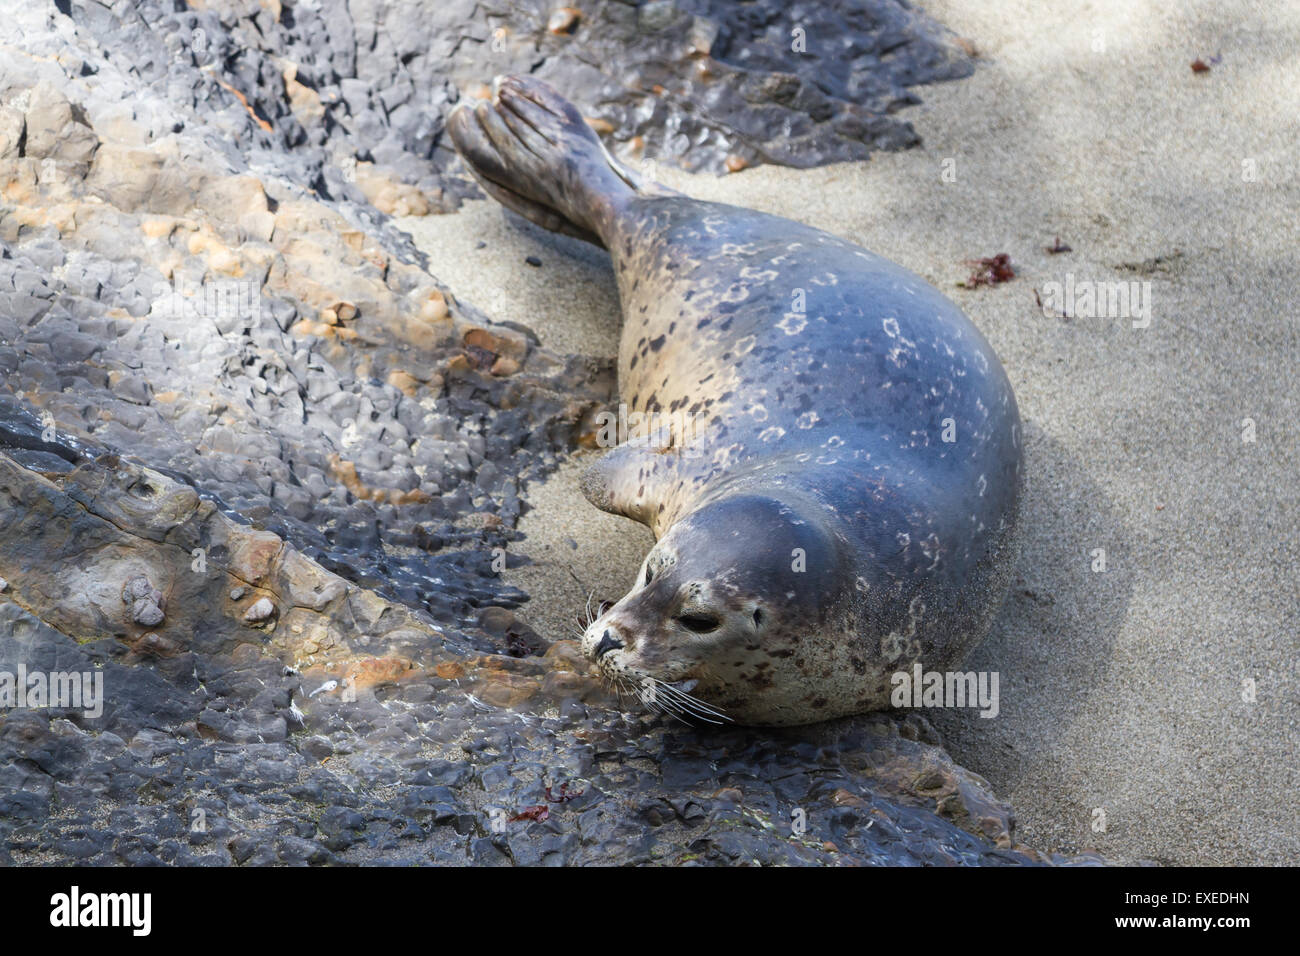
[401,0,1299,864]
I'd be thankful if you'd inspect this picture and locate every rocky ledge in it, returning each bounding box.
[0,451,1106,865]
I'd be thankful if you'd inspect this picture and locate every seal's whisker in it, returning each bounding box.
[638,677,701,725]
[674,692,729,721]
[604,671,627,695]
[654,678,720,712]
[667,693,728,725]
[647,694,690,725]
[663,667,733,722]
[654,681,729,724]
[635,677,676,719]
[661,696,726,724]
[615,673,648,717]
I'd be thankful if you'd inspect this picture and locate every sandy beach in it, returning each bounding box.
[402,0,1299,865]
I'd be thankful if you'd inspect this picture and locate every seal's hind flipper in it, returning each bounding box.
[579,443,653,523]
[462,161,604,246]
[580,442,690,538]
[448,75,640,248]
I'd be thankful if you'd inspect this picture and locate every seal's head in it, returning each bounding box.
[581,494,840,724]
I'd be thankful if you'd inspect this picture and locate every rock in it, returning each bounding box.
[463,325,529,361]
[490,356,520,377]
[354,161,434,216]
[21,83,99,173]
[243,597,276,624]
[121,575,166,628]
[282,63,325,127]
[548,7,582,34]
[131,599,165,628]
[0,107,23,160]
[386,369,422,396]
[87,142,191,214]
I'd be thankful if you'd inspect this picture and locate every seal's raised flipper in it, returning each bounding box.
[579,442,691,538]
[448,75,675,248]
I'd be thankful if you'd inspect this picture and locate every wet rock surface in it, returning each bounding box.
[0,18,616,627]
[0,452,1107,865]
[26,0,973,221]
[0,3,1095,865]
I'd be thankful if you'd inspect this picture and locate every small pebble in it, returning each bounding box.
[547,7,581,34]
[131,599,165,628]
[243,597,276,623]
[525,255,542,267]
[230,586,246,600]
[121,575,165,627]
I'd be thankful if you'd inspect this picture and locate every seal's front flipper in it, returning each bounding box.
[448,75,639,248]
[580,442,691,538]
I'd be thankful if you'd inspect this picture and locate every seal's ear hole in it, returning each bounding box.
[677,613,721,634]
[752,609,764,628]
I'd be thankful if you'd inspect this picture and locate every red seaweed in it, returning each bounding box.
[545,783,585,803]
[510,805,550,823]
[962,253,1015,288]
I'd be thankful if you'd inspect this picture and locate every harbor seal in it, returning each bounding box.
[448,76,1023,726]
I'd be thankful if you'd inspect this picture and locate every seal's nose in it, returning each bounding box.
[594,630,624,659]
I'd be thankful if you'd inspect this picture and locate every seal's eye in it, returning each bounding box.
[677,613,721,634]
[644,565,653,586]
